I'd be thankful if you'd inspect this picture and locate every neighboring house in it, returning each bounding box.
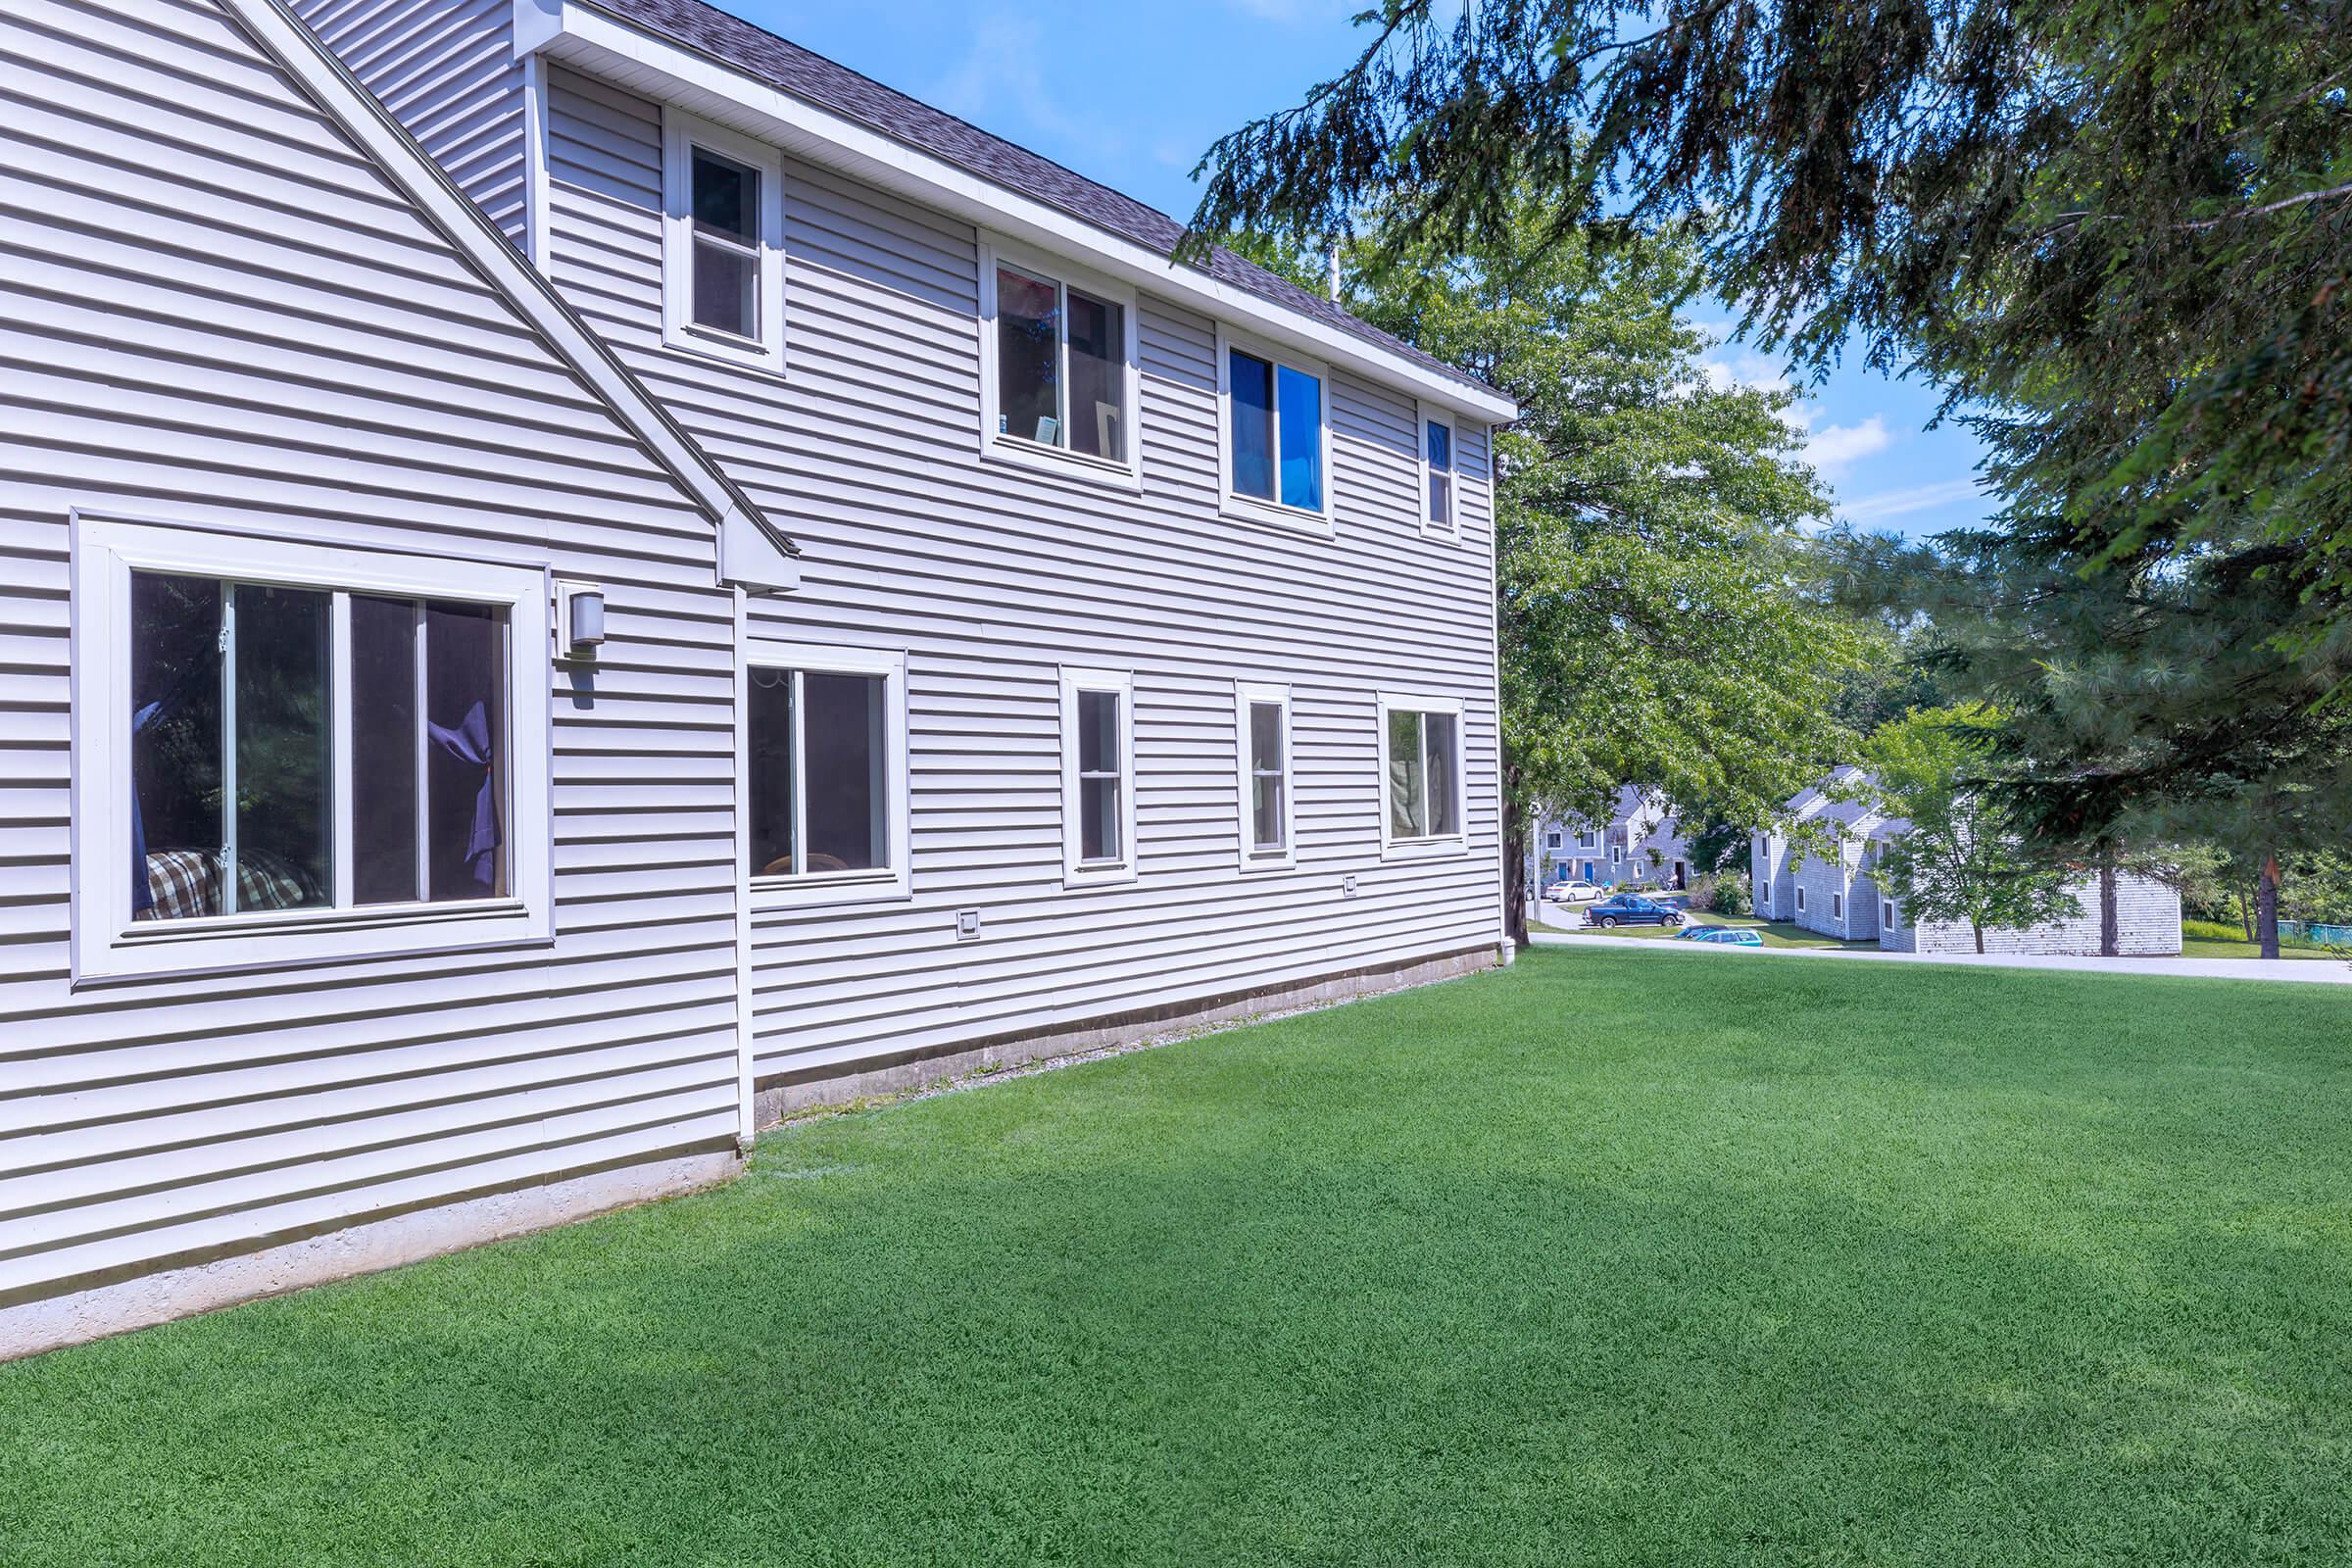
[1534,788,1692,889]
[0,0,1513,1354]
[1752,773,2182,954]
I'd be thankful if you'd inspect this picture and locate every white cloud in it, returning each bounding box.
[1838,478,1984,524]
[930,14,1094,148]
[1802,416,1891,475]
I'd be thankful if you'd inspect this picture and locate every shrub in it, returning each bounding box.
[1712,874,1751,917]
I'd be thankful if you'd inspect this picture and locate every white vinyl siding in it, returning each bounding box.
[530,65,1501,1098]
[1,0,741,1339]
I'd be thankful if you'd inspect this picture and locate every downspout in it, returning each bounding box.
[730,586,757,1150]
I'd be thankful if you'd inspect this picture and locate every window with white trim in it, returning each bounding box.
[1378,694,1464,854]
[1884,900,1897,927]
[1422,408,1457,534]
[1061,667,1137,883]
[1832,891,1844,920]
[744,642,908,902]
[71,517,552,980]
[1235,681,1294,870]
[1545,831,1563,850]
[1219,329,1330,528]
[979,241,1140,483]
[662,112,785,370]
[1795,886,1807,913]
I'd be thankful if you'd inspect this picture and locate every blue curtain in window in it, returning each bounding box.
[427,700,501,888]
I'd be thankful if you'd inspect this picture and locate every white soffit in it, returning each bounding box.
[514,0,1519,425]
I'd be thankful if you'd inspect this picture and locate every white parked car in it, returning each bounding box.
[1547,880,1602,903]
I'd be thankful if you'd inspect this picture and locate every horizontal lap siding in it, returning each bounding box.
[0,0,736,1305]
[545,69,1502,1085]
[291,0,527,248]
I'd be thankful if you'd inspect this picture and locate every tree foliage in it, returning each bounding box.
[1188,0,2352,674]
[1289,189,1868,938]
[1846,707,2082,955]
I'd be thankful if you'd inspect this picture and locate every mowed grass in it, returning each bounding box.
[5,951,2351,1567]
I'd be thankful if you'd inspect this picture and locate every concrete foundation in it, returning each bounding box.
[2,1145,740,1362]
[754,944,1503,1128]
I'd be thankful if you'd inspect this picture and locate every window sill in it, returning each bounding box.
[1238,849,1298,874]
[1380,833,1471,863]
[1419,516,1462,543]
[1063,860,1139,890]
[662,320,788,381]
[74,899,550,985]
[1220,493,1334,538]
[748,869,911,911]
[981,434,1143,492]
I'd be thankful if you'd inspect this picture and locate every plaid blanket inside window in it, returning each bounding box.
[135,849,322,920]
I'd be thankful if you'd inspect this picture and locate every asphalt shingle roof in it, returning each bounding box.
[583,0,1507,405]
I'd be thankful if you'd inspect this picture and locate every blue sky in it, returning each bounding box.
[724,0,1989,538]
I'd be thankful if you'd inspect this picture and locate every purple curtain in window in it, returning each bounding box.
[129,697,165,914]
[427,699,501,888]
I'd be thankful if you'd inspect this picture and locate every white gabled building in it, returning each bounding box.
[0,0,1515,1354]
[1752,772,2181,955]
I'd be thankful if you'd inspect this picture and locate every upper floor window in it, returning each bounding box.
[1379,694,1465,857]
[744,641,909,905]
[1061,666,1138,885]
[71,517,552,980]
[1423,410,1457,535]
[979,243,1141,485]
[1218,329,1330,530]
[662,112,785,371]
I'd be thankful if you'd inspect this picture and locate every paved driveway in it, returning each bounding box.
[1529,928,2352,985]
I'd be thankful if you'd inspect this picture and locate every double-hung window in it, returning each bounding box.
[1235,681,1294,871]
[1060,667,1137,884]
[1422,408,1457,535]
[1219,329,1330,529]
[743,642,908,903]
[71,516,552,980]
[980,241,1140,483]
[662,112,785,370]
[1377,693,1465,857]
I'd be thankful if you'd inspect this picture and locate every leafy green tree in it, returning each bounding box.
[1290,191,1867,942]
[1846,707,2082,955]
[1188,0,2352,697]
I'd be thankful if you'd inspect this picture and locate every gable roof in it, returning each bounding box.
[229,0,799,591]
[566,0,1510,413]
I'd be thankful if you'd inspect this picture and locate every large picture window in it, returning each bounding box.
[1235,681,1294,871]
[662,112,785,370]
[74,517,552,980]
[1218,329,1331,528]
[979,242,1141,484]
[743,643,908,900]
[1378,694,1466,856]
[1060,667,1137,885]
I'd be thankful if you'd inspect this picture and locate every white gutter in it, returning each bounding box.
[513,0,1519,426]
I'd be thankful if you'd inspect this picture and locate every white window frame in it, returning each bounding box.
[1832,891,1844,921]
[69,514,554,983]
[1884,899,1897,928]
[1375,691,1468,859]
[1060,666,1138,886]
[1214,326,1334,535]
[1795,886,1807,914]
[1418,402,1459,538]
[1233,680,1295,873]
[662,109,787,374]
[742,639,910,908]
[975,235,1143,490]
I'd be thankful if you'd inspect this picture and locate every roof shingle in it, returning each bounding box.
[582,0,1505,403]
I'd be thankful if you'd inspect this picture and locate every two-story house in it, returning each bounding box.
[1534,788,1691,890]
[0,0,1514,1354]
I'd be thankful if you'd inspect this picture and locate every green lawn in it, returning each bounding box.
[6,950,2351,1566]
[2180,918,2336,961]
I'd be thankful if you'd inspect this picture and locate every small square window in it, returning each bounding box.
[1220,331,1330,529]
